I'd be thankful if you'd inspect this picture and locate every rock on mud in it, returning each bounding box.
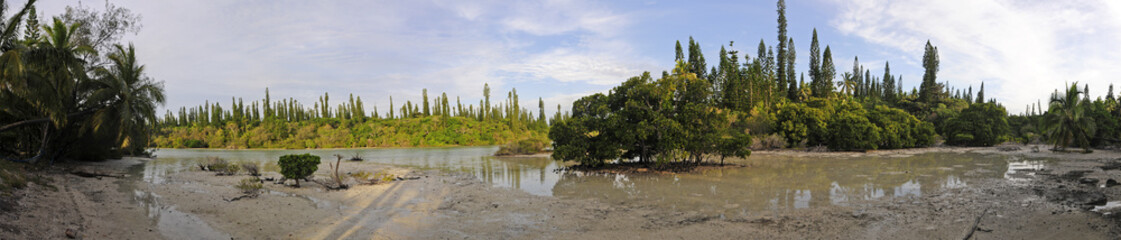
[1040,188,1108,208]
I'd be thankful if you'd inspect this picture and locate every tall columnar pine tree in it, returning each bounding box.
[919,40,940,104]
[808,28,821,93]
[976,82,985,104]
[882,62,895,103]
[786,38,798,101]
[483,83,491,119]
[687,36,706,79]
[816,46,835,98]
[675,40,684,62]
[775,0,788,96]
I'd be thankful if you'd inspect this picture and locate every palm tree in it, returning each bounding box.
[89,44,165,154]
[0,0,39,115]
[1045,83,1095,152]
[1,16,95,132]
[837,72,855,96]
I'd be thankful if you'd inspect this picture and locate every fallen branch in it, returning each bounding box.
[69,170,126,179]
[0,109,98,133]
[961,207,991,240]
[223,193,258,202]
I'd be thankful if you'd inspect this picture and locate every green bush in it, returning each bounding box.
[775,102,830,147]
[278,153,321,187]
[867,105,936,149]
[828,108,881,151]
[943,103,1009,146]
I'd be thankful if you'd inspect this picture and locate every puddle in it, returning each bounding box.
[123,158,230,239]
[1092,201,1121,214]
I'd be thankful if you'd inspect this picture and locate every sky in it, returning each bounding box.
[24,0,1121,116]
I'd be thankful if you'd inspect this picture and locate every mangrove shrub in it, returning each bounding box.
[278,153,320,187]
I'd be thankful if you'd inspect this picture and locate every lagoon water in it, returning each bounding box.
[145,147,1047,215]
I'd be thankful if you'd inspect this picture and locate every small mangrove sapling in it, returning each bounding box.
[278,154,320,187]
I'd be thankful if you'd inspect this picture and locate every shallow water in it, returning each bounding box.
[141,147,1048,216]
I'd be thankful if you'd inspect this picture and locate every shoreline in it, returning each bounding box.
[2,145,1121,239]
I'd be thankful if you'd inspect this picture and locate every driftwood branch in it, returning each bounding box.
[961,207,991,240]
[69,170,127,179]
[223,193,258,202]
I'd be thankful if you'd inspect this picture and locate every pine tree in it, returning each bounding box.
[675,40,684,62]
[687,37,707,78]
[23,5,39,44]
[919,40,940,104]
[1107,84,1115,102]
[422,89,430,116]
[817,46,835,97]
[483,83,491,120]
[882,62,895,103]
[441,92,450,116]
[538,97,546,126]
[776,0,789,96]
[808,28,821,90]
[976,82,985,104]
[786,38,797,101]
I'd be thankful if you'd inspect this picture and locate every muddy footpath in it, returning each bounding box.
[3,145,1121,239]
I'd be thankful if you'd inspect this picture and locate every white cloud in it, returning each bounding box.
[502,48,647,85]
[830,0,1121,113]
[22,0,655,114]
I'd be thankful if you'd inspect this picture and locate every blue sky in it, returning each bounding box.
[27,0,1121,116]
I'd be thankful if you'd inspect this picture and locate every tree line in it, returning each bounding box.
[153,85,555,149]
[1,1,161,162]
[547,0,1106,167]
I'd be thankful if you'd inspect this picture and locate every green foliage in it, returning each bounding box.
[495,136,550,156]
[1,3,159,162]
[919,40,941,104]
[550,62,754,167]
[944,102,1009,147]
[153,84,550,150]
[828,105,881,151]
[549,94,621,167]
[278,154,320,187]
[373,171,396,183]
[1087,99,1120,148]
[867,105,935,149]
[236,177,263,194]
[1045,83,1095,151]
[154,115,545,149]
[775,101,829,147]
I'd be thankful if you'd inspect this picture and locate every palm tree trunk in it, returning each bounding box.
[0,108,98,133]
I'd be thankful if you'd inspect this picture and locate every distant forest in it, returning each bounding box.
[153,85,553,149]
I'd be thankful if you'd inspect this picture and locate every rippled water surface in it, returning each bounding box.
[143,147,1049,216]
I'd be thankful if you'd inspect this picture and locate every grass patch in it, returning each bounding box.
[349,170,396,184]
[236,177,263,194]
[199,157,241,176]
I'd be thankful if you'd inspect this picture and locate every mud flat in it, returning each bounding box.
[2,146,1121,239]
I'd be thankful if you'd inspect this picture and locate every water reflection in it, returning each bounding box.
[552,152,1047,216]
[145,148,1049,217]
[151,147,563,196]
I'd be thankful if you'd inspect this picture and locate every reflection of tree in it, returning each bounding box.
[552,152,1012,215]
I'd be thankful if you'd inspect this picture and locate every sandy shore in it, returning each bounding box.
[3,145,1121,239]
